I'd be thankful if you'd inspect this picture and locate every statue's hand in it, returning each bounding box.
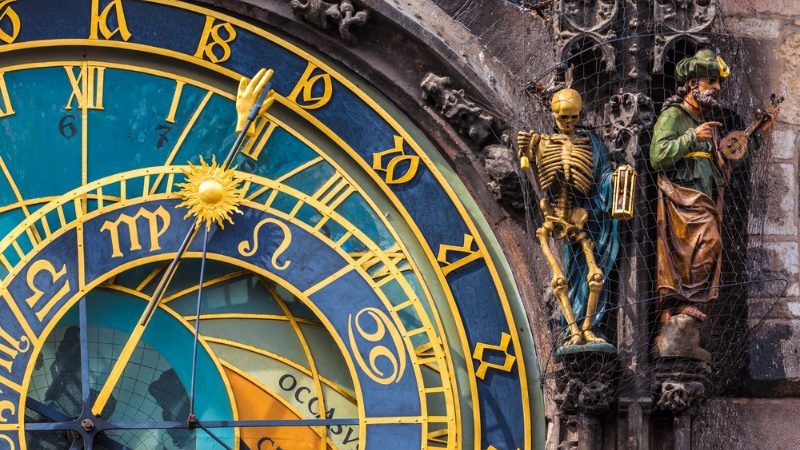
[516,130,539,168]
[516,130,532,153]
[236,68,276,135]
[694,121,722,141]
[761,108,779,134]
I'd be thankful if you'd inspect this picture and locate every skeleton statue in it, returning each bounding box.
[518,89,632,347]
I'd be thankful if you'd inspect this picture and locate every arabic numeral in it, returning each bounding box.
[58,114,77,139]
[155,123,172,150]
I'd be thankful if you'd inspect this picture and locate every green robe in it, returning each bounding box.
[649,104,761,304]
[650,104,760,199]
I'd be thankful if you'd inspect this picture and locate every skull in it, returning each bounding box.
[551,88,583,133]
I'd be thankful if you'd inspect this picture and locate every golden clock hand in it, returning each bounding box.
[0,155,41,244]
[235,68,274,137]
[91,69,274,417]
[228,68,274,168]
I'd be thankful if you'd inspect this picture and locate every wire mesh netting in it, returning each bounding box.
[508,0,790,407]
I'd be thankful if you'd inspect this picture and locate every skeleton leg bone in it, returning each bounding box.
[576,230,607,344]
[536,224,584,345]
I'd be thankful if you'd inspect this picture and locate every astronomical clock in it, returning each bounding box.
[0,1,541,449]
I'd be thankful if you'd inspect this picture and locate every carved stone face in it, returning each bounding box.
[551,88,583,133]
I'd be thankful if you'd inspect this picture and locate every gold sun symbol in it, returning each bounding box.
[177,156,243,230]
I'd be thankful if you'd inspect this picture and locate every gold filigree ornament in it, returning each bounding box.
[177,155,243,230]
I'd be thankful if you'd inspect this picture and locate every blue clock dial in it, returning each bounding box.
[0,1,542,449]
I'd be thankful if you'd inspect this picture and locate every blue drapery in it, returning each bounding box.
[561,131,620,332]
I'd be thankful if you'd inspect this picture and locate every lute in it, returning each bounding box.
[719,93,784,161]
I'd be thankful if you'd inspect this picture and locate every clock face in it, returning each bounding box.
[0,1,540,450]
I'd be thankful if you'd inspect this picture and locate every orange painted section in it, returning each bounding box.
[224,368,331,450]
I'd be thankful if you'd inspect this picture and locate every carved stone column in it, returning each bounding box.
[554,351,617,450]
[653,358,712,450]
[603,4,658,450]
[617,399,652,450]
[647,3,718,449]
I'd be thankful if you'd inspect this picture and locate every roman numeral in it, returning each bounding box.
[240,115,277,161]
[413,341,441,370]
[244,157,325,203]
[312,172,354,212]
[165,80,184,123]
[426,428,450,448]
[0,73,13,118]
[350,244,409,287]
[289,172,354,231]
[64,65,105,110]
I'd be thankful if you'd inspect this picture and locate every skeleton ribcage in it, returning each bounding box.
[535,135,594,196]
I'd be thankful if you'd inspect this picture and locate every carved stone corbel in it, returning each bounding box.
[555,350,618,416]
[652,358,711,415]
[552,350,617,449]
[656,381,705,413]
[289,0,369,44]
[653,0,716,73]
[603,92,654,163]
[556,379,614,415]
[420,73,496,145]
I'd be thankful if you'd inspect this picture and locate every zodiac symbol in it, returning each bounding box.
[347,307,406,385]
[237,218,292,270]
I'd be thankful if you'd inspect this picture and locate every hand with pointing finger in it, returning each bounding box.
[236,68,276,136]
[694,121,722,141]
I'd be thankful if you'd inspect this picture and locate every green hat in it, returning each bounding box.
[675,49,730,84]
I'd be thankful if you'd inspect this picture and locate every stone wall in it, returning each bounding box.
[721,0,800,395]
[692,398,800,449]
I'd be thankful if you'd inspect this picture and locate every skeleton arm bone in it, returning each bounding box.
[517,130,541,169]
